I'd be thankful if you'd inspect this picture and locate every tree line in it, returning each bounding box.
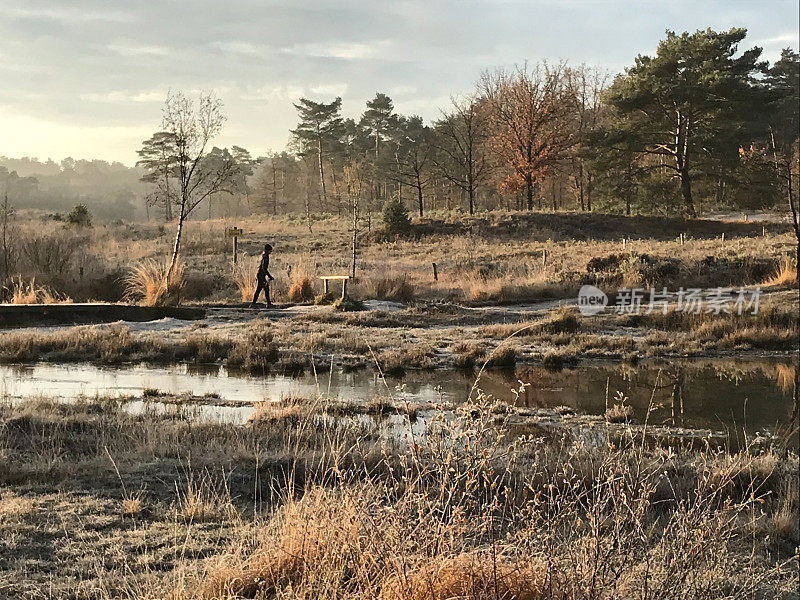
[136,28,798,229]
[0,157,144,220]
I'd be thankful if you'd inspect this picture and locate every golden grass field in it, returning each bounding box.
[0,394,797,599]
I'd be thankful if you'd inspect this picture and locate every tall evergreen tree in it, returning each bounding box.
[605,28,766,217]
[359,93,396,202]
[136,131,179,221]
[291,97,344,212]
[764,48,800,248]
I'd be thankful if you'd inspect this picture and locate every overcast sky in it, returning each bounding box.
[1,0,797,166]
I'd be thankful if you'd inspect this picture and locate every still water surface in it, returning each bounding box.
[0,359,795,436]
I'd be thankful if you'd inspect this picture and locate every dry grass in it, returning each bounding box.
[193,488,362,599]
[288,265,315,303]
[231,255,259,302]
[380,553,545,600]
[247,397,314,425]
[121,494,143,518]
[124,258,185,306]
[763,257,797,286]
[0,494,34,522]
[8,276,72,304]
[605,395,633,423]
[1,211,794,306]
[178,472,239,523]
[0,393,796,598]
[362,273,416,303]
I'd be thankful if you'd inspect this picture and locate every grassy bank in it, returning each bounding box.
[0,394,797,599]
[3,211,796,305]
[1,292,796,373]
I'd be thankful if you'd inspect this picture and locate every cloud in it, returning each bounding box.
[281,40,392,60]
[310,83,348,96]
[79,90,164,103]
[239,84,307,102]
[211,41,270,57]
[9,6,134,24]
[0,0,796,165]
[107,43,172,57]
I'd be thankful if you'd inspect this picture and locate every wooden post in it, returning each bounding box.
[622,238,626,250]
[542,249,547,266]
[721,232,725,245]
[232,235,238,264]
[762,226,766,237]
[341,278,348,300]
[432,262,438,282]
[323,278,329,295]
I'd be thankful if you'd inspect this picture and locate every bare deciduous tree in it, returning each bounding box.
[160,91,237,283]
[344,161,368,279]
[480,62,575,211]
[433,95,491,215]
[566,64,609,212]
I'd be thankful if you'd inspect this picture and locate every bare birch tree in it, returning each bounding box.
[160,91,237,284]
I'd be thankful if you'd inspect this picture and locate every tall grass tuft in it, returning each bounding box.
[763,257,797,287]
[232,255,259,302]
[124,259,185,306]
[363,273,416,303]
[288,266,315,303]
[8,276,72,304]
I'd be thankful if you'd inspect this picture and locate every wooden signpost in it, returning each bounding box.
[228,226,243,264]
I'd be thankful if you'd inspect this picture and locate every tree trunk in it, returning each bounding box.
[165,200,186,289]
[164,172,172,222]
[525,174,533,211]
[416,174,424,218]
[330,161,342,214]
[351,201,358,280]
[271,163,278,216]
[675,112,696,218]
[679,166,696,217]
[468,185,474,215]
[586,172,593,212]
[305,188,313,233]
[317,138,327,210]
[578,162,585,211]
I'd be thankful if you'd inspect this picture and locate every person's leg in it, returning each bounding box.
[265,281,272,307]
[251,279,265,306]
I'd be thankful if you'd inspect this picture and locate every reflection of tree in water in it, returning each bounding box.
[485,359,794,436]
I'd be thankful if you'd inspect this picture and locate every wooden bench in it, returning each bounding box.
[319,275,350,300]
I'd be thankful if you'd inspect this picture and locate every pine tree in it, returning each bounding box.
[291,97,344,213]
[605,28,766,217]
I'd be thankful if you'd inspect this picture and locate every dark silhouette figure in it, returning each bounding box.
[251,243,274,307]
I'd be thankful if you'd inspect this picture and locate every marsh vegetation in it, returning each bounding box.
[0,392,797,599]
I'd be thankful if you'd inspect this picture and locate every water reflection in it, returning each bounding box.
[0,358,795,441]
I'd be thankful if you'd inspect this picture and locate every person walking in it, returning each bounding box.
[251,243,274,308]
